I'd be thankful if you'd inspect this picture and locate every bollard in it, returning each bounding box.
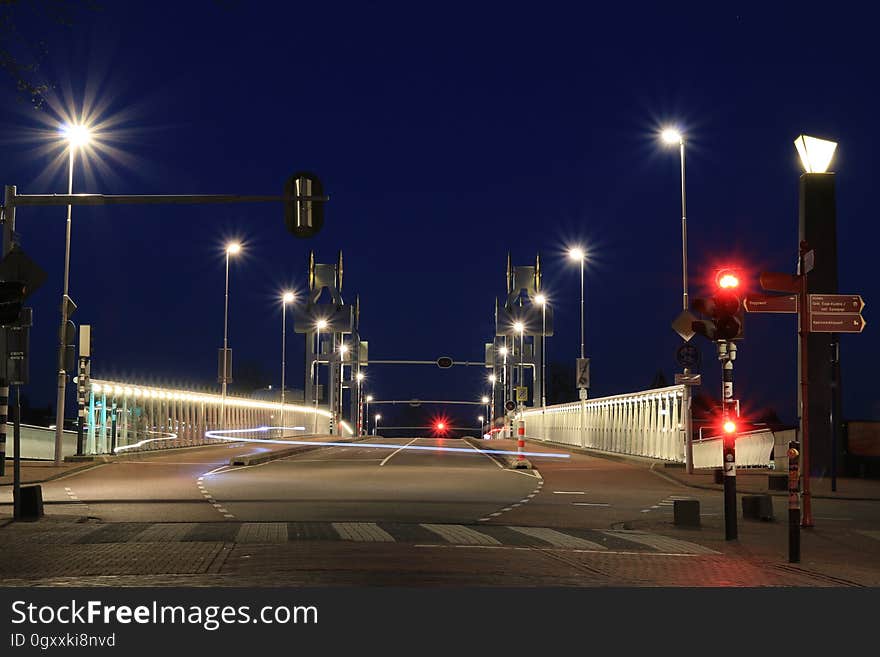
[517,420,525,461]
[674,499,701,527]
[788,440,801,563]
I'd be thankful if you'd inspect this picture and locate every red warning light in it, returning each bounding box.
[723,419,737,434]
[716,270,740,289]
[431,415,451,437]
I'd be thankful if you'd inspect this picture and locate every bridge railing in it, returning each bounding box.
[81,378,342,455]
[519,385,688,462]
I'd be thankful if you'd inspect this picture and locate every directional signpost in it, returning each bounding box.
[809,294,866,333]
[744,294,798,314]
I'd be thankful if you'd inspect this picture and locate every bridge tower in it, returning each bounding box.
[294,251,365,434]
[488,253,553,423]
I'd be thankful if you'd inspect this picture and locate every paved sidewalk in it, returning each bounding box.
[0,460,102,487]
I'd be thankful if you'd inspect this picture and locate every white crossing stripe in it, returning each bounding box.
[332,522,395,542]
[858,530,880,541]
[421,524,501,545]
[234,523,288,544]
[601,530,718,554]
[509,526,607,550]
[130,523,197,542]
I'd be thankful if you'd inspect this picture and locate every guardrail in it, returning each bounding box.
[691,428,776,469]
[519,385,688,462]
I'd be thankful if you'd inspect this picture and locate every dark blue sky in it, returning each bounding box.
[0,2,876,428]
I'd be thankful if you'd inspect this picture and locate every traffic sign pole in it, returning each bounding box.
[798,245,814,528]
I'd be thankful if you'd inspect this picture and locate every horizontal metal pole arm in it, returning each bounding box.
[366,360,484,366]
[369,400,484,405]
[8,192,330,208]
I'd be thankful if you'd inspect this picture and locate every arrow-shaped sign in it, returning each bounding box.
[809,294,866,314]
[744,294,798,313]
[810,313,867,333]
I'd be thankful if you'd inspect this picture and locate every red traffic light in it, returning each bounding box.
[717,270,740,289]
[723,419,737,434]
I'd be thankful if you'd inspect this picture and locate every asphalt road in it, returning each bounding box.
[2,435,879,586]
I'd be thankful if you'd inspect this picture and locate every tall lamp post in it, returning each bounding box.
[514,321,525,409]
[661,128,689,314]
[314,319,328,434]
[535,294,547,407]
[481,396,490,430]
[356,371,365,436]
[568,247,587,400]
[488,374,496,426]
[280,291,294,430]
[365,394,373,436]
[338,342,349,435]
[220,242,241,427]
[53,122,91,465]
[374,413,381,436]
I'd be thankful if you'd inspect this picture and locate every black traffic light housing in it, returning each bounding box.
[691,269,745,341]
[0,280,26,326]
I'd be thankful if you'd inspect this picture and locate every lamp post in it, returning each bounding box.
[365,395,373,436]
[374,413,381,436]
[661,128,689,314]
[338,342,349,435]
[53,122,91,465]
[220,242,241,427]
[488,374,496,430]
[514,321,525,409]
[568,247,587,400]
[356,371,365,436]
[499,345,508,411]
[535,294,547,407]
[314,319,328,433]
[280,291,294,431]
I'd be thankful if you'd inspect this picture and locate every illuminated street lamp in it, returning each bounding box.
[513,321,525,407]
[280,291,295,429]
[499,345,509,410]
[313,318,328,433]
[535,293,547,407]
[374,413,382,436]
[365,394,373,436]
[53,122,92,465]
[481,395,490,426]
[220,242,242,427]
[660,127,689,313]
[794,134,837,173]
[356,371,365,435]
[567,247,586,360]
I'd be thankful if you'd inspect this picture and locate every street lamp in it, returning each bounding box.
[314,318,328,433]
[53,122,92,465]
[280,291,295,430]
[661,127,689,313]
[481,395,490,428]
[220,242,241,427]
[535,293,547,407]
[337,342,349,434]
[568,246,587,400]
[499,345,508,410]
[374,413,381,436]
[356,371,365,435]
[513,321,525,408]
[365,394,373,436]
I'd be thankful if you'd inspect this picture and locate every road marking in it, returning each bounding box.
[601,530,719,555]
[380,437,420,466]
[460,438,505,469]
[421,524,501,545]
[858,530,880,541]
[509,526,607,550]
[553,491,587,495]
[130,523,197,542]
[572,502,610,507]
[332,522,395,542]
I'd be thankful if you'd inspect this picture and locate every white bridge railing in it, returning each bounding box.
[519,385,689,462]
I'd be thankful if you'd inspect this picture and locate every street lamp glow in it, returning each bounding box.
[488,374,497,384]
[499,346,508,357]
[478,415,484,423]
[568,247,585,261]
[60,122,92,148]
[661,128,683,145]
[794,134,837,174]
[282,291,295,304]
[366,395,373,402]
[513,321,525,334]
[356,371,365,382]
[481,396,489,404]
[535,294,546,305]
[339,343,349,355]
[316,319,328,330]
[226,242,242,255]
[375,414,382,421]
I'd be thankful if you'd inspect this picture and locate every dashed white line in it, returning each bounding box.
[553,491,587,495]
[573,502,610,507]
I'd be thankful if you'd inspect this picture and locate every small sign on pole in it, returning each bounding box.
[516,386,528,402]
[576,357,590,390]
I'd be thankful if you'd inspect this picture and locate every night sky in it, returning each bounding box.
[0,3,876,430]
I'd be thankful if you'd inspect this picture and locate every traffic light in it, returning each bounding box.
[284,172,326,238]
[691,269,745,341]
[0,280,26,326]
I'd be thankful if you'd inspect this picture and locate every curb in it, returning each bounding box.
[463,438,533,470]
[522,437,880,501]
[0,461,106,488]
[229,436,369,467]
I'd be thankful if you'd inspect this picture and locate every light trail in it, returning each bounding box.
[202,426,570,461]
[113,430,178,453]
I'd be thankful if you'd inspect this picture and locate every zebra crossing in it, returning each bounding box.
[0,520,718,555]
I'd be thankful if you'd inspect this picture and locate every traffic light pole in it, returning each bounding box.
[798,246,814,528]
[719,340,738,541]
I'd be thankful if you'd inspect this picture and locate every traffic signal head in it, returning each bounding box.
[284,172,326,238]
[690,269,744,341]
[0,281,26,326]
[723,418,737,434]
